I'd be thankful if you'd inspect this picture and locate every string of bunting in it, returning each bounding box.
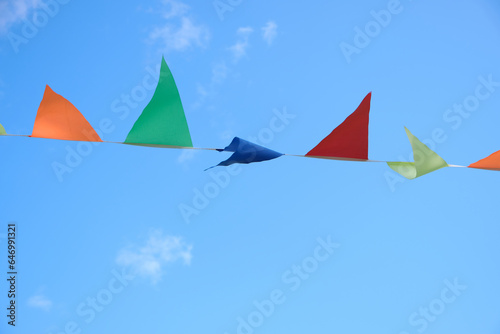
[1,57,499,179]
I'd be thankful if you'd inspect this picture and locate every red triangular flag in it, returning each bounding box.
[306,92,371,160]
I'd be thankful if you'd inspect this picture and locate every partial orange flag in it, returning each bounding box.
[469,150,500,170]
[32,85,102,142]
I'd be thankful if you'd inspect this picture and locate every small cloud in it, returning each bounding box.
[196,83,209,98]
[228,27,253,62]
[194,26,253,108]
[228,41,248,61]
[28,294,52,312]
[192,62,229,108]
[262,21,277,45]
[219,129,234,141]
[237,26,253,36]
[211,62,228,84]
[177,149,197,164]
[161,0,189,19]
[191,83,208,109]
[148,0,210,53]
[0,0,41,34]
[150,17,209,52]
[116,230,192,284]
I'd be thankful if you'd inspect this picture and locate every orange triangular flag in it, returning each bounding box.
[469,150,500,170]
[32,85,102,142]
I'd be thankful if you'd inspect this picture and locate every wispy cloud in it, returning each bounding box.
[27,294,52,312]
[219,129,235,141]
[211,62,229,84]
[228,27,253,62]
[191,61,229,110]
[177,149,197,164]
[161,0,189,19]
[116,230,192,284]
[262,21,277,45]
[0,0,41,34]
[148,0,209,52]
[194,22,276,110]
[194,26,253,108]
[196,83,209,98]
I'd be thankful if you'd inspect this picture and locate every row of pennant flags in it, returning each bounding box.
[1,57,499,179]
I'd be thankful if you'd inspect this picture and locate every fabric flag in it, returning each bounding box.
[387,127,448,179]
[0,123,6,135]
[306,92,371,160]
[468,150,500,170]
[31,85,102,142]
[207,137,283,170]
[124,57,193,148]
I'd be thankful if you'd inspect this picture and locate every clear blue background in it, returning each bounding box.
[0,0,499,333]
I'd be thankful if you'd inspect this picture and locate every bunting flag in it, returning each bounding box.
[469,150,500,171]
[387,127,448,179]
[31,85,102,142]
[124,56,193,148]
[306,92,371,160]
[207,137,283,170]
[0,57,498,179]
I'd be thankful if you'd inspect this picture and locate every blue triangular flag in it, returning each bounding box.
[207,137,283,170]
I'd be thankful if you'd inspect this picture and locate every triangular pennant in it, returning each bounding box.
[468,150,500,170]
[387,127,448,179]
[124,57,193,148]
[32,85,102,142]
[306,92,371,160]
[207,137,283,170]
[0,123,6,135]
[386,161,419,179]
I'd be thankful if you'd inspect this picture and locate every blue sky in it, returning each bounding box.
[1,0,500,333]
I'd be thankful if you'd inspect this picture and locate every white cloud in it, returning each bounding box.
[262,21,277,45]
[228,41,247,61]
[116,230,192,284]
[192,62,229,109]
[211,62,228,84]
[196,83,209,98]
[150,17,209,52]
[237,26,253,36]
[194,25,257,108]
[0,0,41,33]
[177,149,197,164]
[219,129,234,141]
[228,27,253,62]
[148,0,209,52]
[161,0,189,19]
[27,294,52,312]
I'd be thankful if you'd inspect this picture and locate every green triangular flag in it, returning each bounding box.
[0,123,6,136]
[125,57,193,147]
[387,127,448,179]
